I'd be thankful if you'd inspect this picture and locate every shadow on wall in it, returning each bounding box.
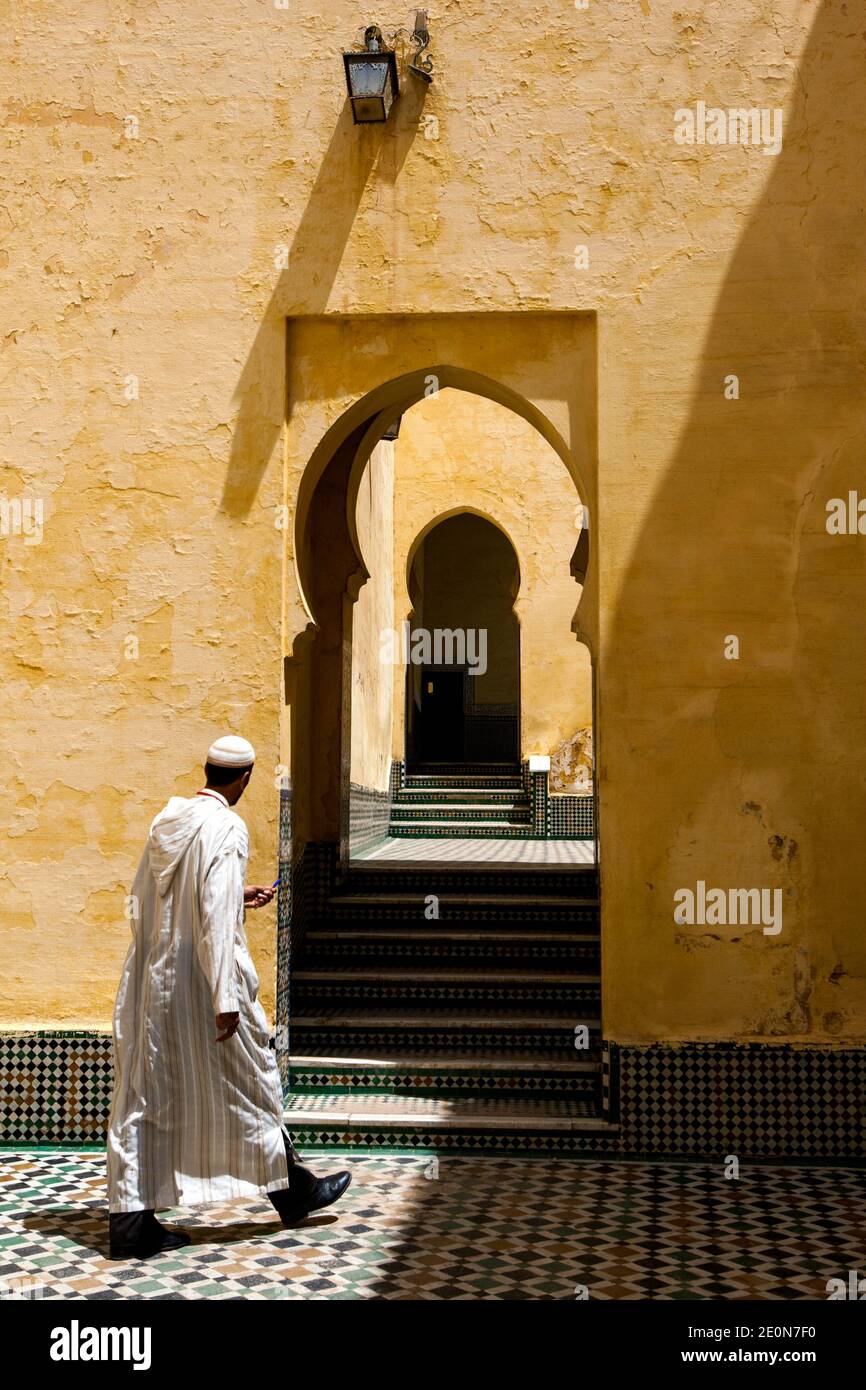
[607,2,866,1023]
[222,80,428,518]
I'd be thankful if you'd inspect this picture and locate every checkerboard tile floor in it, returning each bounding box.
[1,1151,863,1300]
[356,837,595,863]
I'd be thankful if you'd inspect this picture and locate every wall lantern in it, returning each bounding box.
[343,25,399,124]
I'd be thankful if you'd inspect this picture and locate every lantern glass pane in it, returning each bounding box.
[381,73,395,118]
[352,59,388,99]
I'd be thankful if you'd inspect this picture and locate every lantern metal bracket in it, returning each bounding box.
[409,9,434,83]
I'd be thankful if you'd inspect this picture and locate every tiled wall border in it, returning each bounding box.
[3,1030,865,1158]
[349,782,391,858]
[0,1032,114,1144]
[615,1042,866,1159]
[548,794,594,839]
[275,782,293,1088]
[526,763,594,840]
[529,769,548,837]
[389,760,405,798]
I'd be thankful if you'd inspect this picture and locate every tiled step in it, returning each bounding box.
[294,969,600,1009]
[395,788,528,804]
[286,1092,605,1126]
[390,806,531,823]
[391,808,531,822]
[402,782,525,794]
[284,1092,618,1152]
[389,822,536,837]
[290,842,607,1152]
[319,909,600,930]
[392,799,529,810]
[288,1052,601,1098]
[291,1010,601,1057]
[324,890,599,909]
[405,763,521,780]
[296,967,599,982]
[304,930,601,968]
[289,1047,602,1067]
[340,864,599,894]
[321,891,600,929]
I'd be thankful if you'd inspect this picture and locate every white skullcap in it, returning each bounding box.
[206,735,256,768]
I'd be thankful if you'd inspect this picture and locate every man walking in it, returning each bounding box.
[107,735,350,1260]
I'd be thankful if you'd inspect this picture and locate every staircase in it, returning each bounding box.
[285,859,617,1153]
[389,762,532,838]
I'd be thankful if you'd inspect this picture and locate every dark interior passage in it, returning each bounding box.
[406,513,520,765]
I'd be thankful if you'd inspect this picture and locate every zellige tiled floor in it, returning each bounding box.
[1,1150,863,1300]
[355,837,595,863]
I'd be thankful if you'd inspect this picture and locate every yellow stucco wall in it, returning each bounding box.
[2,2,865,1043]
[391,391,592,762]
[350,441,394,793]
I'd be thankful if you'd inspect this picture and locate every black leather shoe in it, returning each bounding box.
[285,1161,319,1197]
[268,1170,352,1226]
[109,1210,192,1260]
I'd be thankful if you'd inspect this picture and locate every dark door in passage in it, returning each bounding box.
[418,669,465,763]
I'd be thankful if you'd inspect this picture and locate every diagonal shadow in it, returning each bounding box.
[606,1,866,1032]
[223,79,428,518]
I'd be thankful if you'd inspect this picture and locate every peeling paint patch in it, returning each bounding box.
[550,726,593,795]
[768,833,797,865]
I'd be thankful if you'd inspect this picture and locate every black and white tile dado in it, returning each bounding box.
[1,1150,864,1301]
[5,1033,866,1160]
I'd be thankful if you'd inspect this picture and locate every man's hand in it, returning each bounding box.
[244,884,275,910]
[215,1012,240,1043]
